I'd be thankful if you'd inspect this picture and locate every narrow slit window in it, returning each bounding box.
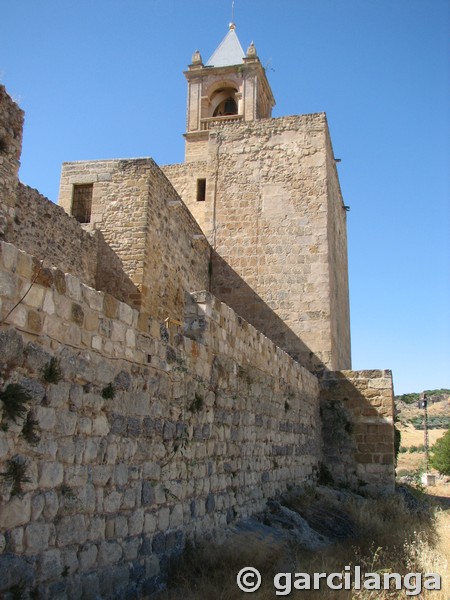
[72,184,93,223]
[196,178,206,202]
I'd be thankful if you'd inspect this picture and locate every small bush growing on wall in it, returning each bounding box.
[60,483,78,500]
[102,382,115,399]
[189,393,204,413]
[42,357,62,384]
[0,383,30,423]
[21,411,40,445]
[0,456,31,496]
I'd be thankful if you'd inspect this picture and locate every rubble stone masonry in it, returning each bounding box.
[10,184,98,288]
[0,85,24,239]
[0,240,321,596]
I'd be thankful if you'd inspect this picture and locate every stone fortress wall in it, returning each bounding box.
[0,77,395,598]
[58,159,211,322]
[0,240,321,597]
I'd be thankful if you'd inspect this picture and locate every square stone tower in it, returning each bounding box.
[163,25,351,373]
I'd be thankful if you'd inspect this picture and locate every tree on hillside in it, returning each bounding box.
[430,429,450,475]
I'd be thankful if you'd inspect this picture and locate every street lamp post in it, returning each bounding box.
[418,393,435,486]
[418,394,429,471]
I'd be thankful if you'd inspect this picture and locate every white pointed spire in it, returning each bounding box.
[206,26,245,67]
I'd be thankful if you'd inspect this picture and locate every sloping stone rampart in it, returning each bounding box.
[7,184,139,307]
[10,184,98,288]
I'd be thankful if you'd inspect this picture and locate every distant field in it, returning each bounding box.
[399,426,447,447]
[397,426,447,474]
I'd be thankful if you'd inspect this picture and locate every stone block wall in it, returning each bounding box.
[59,159,211,321]
[0,240,321,597]
[0,85,24,239]
[162,160,210,228]
[325,132,351,368]
[320,370,395,494]
[164,114,351,373]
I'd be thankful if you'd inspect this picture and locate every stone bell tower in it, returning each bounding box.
[163,24,351,373]
[184,24,275,162]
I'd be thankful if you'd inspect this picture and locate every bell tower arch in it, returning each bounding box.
[184,24,275,162]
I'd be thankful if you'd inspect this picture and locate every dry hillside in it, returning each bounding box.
[395,389,450,476]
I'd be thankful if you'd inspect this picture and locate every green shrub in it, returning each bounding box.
[430,429,450,475]
[396,468,412,477]
[409,443,425,453]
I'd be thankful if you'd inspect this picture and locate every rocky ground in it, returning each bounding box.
[157,483,450,599]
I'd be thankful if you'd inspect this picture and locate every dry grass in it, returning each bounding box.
[157,536,286,599]
[427,483,450,501]
[399,427,447,448]
[397,426,447,474]
[158,489,449,600]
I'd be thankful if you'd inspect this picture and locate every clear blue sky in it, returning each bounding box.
[2,0,449,395]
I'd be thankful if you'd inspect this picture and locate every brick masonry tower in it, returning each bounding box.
[163,26,352,373]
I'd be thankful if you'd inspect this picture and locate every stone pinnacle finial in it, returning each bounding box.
[191,50,203,65]
[246,41,257,58]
